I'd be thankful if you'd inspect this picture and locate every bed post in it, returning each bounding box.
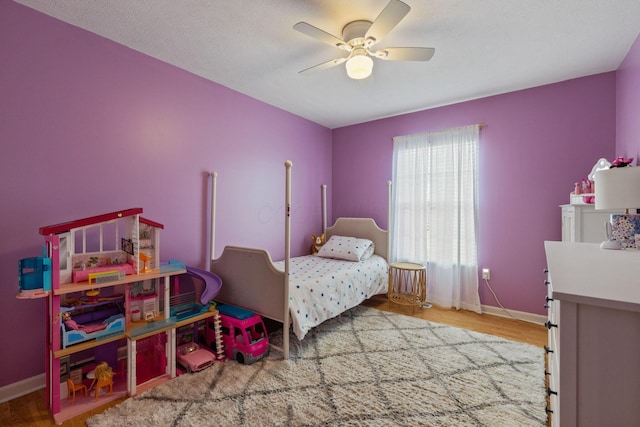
[387,180,392,262]
[210,171,218,267]
[322,184,327,235]
[283,160,292,359]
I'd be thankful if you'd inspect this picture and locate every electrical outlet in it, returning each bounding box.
[482,268,490,280]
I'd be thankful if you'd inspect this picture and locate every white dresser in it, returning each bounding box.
[560,204,623,242]
[543,267,560,425]
[544,241,640,426]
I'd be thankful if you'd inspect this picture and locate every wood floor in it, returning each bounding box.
[1,295,546,427]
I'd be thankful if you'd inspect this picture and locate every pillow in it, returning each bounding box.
[316,235,374,262]
[361,243,375,260]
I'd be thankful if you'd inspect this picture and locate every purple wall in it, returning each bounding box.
[2,0,639,392]
[617,34,640,158]
[0,2,331,387]
[332,73,617,315]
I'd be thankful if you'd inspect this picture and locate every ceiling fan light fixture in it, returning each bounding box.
[345,49,373,80]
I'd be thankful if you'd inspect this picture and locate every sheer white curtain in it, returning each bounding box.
[390,124,481,312]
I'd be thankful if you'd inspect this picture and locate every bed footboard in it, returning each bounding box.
[211,246,287,323]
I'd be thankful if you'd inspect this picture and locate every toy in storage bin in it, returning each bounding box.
[205,304,268,365]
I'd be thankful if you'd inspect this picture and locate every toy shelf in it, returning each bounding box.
[53,333,125,358]
[127,311,216,341]
[54,269,186,296]
[16,289,50,299]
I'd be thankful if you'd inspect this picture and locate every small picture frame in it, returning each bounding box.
[60,356,70,381]
[121,238,134,256]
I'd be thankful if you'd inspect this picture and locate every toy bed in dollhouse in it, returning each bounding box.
[60,300,125,348]
[209,162,389,359]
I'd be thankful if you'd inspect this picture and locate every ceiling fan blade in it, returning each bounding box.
[294,22,349,50]
[299,57,348,75]
[374,47,435,61]
[365,0,411,46]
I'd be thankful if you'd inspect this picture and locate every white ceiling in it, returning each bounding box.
[14,0,640,129]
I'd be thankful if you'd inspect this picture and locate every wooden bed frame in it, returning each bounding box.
[208,161,389,358]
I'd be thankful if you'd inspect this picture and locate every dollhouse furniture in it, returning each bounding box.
[74,263,134,283]
[17,208,198,424]
[209,163,389,360]
[94,377,113,401]
[61,313,125,348]
[544,241,640,426]
[93,362,114,401]
[60,296,126,348]
[65,379,87,404]
[387,261,427,307]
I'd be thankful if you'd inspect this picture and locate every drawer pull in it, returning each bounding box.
[546,406,554,414]
[544,345,554,354]
[544,304,550,309]
[545,370,551,377]
[546,296,554,302]
[544,279,551,286]
[547,387,558,396]
[543,268,549,274]
[545,321,558,329]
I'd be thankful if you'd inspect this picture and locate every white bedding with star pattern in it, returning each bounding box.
[274,254,388,340]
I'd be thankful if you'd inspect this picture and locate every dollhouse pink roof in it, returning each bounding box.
[39,208,164,235]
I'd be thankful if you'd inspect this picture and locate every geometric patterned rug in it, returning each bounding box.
[87,305,546,426]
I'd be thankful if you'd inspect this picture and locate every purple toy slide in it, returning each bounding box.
[185,266,223,305]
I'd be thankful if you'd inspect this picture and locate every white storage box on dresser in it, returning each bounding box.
[544,241,640,426]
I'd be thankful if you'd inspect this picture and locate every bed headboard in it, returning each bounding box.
[325,217,388,260]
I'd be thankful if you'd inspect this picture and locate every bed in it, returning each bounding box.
[209,162,390,359]
[60,296,126,348]
[61,312,125,348]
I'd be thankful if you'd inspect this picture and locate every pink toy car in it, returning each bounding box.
[176,342,215,373]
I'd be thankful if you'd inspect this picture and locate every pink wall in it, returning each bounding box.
[617,34,640,157]
[332,73,617,315]
[2,0,638,392]
[0,2,331,387]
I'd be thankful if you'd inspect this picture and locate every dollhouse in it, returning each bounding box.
[18,208,221,424]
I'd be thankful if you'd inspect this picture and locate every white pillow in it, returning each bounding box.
[361,243,375,260]
[317,235,374,262]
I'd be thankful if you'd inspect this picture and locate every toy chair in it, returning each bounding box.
[66,378,87,404]
[94,361,114,401]
[139,252,152,273]
[94,377,113,401]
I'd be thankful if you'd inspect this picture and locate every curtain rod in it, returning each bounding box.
[393,123,486,141]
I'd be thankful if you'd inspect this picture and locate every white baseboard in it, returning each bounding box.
[0,373,45,404]
[481,304,546,325]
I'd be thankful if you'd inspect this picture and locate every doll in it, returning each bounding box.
[94,361,114,381]
[62,312,107,333]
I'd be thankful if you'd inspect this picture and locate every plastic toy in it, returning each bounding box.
[610,156,634,168]
[206,304,268,365]
[94,362,114,401]
[18,245,51,294]
[139,252,152,273]
[18,208,192,423]
[176,342,215,373]
[66,378,87,404]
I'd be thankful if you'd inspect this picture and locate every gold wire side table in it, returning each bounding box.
[388,262,427,308]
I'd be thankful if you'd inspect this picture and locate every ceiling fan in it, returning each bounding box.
[294,0,435,80]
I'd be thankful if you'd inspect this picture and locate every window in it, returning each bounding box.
[391,124,481,312]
